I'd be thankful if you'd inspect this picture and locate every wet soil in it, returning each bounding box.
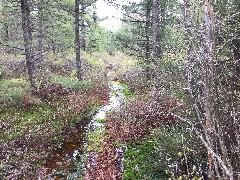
[38,82,125,179]
[42,118,91,179]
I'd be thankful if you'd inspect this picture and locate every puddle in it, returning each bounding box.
[39,82,125,179]
[90,81,125,128]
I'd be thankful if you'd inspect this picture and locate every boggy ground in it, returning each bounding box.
[0,81,108,179]
[0,51,111,179]
[0,80,109,179]
[84,98,183,180]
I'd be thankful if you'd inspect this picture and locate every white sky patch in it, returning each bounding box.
[96,0,140,31]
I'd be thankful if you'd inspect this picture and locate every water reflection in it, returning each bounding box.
[40,81,125,179]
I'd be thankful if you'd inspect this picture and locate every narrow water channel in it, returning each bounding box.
[39,81,125,179]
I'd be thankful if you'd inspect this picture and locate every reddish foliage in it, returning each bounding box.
[22,83,70,108]
[22,94,38,107]
[22,94,33,105]
[85,98,183,180]
[36,83,69,101]
[106,98,183,142]
[87,86,110,105]
[85,140,122,180]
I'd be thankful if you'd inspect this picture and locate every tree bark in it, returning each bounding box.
[37,0,43,54]
[152,0,161,59]
[20,0,35,90]
[145,0,151,80]
[75,0,82,80]
[4,22,9,41]
[80,0,86,51]
[203,0,217,178]
[203,1,234,179]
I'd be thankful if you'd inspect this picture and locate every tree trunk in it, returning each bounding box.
[37,0,43,54]
[203,1,217,178]
[4,22,9,41]
[20,0,35,90]
[152,0,161,59]
[203,1,234,179]
[152,0,163,100]
[80,0,86,51]
[145,0,151,80]
[75,0,82,80]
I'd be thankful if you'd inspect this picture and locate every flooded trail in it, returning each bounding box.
[41,119,90,179]
[39,82,125,179]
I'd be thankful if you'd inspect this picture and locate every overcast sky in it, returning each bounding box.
[96,0,141,31]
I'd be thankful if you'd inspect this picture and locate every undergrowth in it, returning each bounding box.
[50,74,93,90]
[87,126,105,153]
[123,126,207,180]
[0,78,29,106]
[112,81,135,98]
[0,71,109,179]
[123,135,168,180]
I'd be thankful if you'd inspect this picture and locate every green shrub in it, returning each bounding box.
[123,136,168,180]
[123,126,205,179]
[153,126,206,179]
[0,78,29,105]
[70,70,77,78]
[112,81,135,98]
[51,75,93,90]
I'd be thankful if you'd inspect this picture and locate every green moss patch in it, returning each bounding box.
[95,118,106,123]
[123,135,168,180]
[87,126,105,153]
[112,81,135,98]
[51,74,93,90]
[0,78,29,105]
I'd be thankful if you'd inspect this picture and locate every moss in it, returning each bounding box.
[87,126,105,153]
[50,74,93,90]
[112,81,128,89]
[0,78,27,89]
[0,78,29,106]
[112,81,135,98]
[0,106,55,141]
[123,135,168,180]
[95,118,106,123]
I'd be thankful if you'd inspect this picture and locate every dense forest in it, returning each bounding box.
[0,0,239,179]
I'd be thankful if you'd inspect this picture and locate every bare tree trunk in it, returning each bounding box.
[37,0,43,54]
[203,1,217,178]
[4,22,9,41]
[21,0,35,90]
[232,39,240,178]
[152,0,161,59]
[80,0,86,51]
[75,0,82,80]
[152,0,162,100]
[145,0,151,80]
[203,1,234,179]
